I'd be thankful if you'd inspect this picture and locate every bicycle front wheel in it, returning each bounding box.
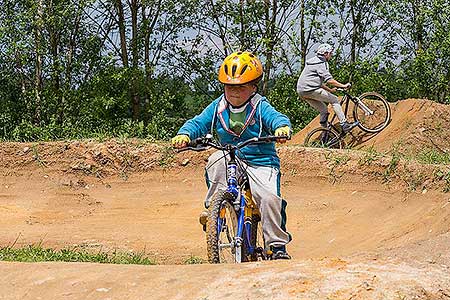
[245,213,265,261]
[353,92,391,133]
[206,191,242,263]
[304,127,343,149]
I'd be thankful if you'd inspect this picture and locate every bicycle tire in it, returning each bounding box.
[206,191,242,263]
[246,214,264,261]
[353,92,391,133]
[304,127,343,149]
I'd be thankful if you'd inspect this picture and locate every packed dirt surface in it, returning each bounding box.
[1,98,450,299]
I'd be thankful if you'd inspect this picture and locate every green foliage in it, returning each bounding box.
[158,145,176,167]
[415,149,450,165]
[0,244,155,265]
[1,0,449,142]
[267,74,317,132]
[434,170,450,193]
[383,150,401,182]
[183,255,205,264]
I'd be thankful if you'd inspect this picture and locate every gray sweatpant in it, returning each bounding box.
[299,88,347,125]
[204,150,291,248]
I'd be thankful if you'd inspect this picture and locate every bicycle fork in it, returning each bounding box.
[355,98,374,116]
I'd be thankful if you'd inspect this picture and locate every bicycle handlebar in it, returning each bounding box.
[177,134,290,153]
[336,83,352,93]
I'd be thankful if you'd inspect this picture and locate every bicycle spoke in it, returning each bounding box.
[304,127,342,149]
[217,202,240,263]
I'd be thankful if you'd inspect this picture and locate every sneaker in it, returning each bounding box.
[271,246,291,260]
[199,210,208,231]
[341,121,359,133]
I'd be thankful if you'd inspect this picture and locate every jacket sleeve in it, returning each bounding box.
[317,62,333,83]
[259,100,292,133]
[177,99,218,139]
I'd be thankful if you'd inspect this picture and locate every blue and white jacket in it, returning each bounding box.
[177,93,291,168]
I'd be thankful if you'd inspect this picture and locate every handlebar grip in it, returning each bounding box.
[187,137,202,148]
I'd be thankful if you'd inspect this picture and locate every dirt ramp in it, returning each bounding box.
[1,259,449,300]
[290,99,450,154]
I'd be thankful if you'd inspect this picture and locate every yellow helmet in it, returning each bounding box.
[218,51,263,85]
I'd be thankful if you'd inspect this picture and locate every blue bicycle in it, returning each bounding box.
[180,134,287,263]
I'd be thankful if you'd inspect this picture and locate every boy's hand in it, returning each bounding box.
[274,126,291,144]
[171,134,190,148]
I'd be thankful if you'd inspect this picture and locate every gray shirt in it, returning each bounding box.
[296,55,333,94]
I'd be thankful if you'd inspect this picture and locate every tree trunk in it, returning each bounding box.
[239,0,245,49]
[48,0,63,124]
[130,0,140,120]
[300,0,306,69]
[115,0,129,67]
[208,0,229,55]
[34,0,44,126]
[412,0,424,53]
[262,0,276,95]
[349,0,358,64]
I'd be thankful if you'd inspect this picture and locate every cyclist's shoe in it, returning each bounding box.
[271,246,291,260]
[199,210,208,232]
[341,121,359,133]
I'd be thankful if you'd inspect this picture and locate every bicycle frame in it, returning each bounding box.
[179,135,284,262]
[217,145,258,261]
[327,90,374,130]
[341,91,374,117]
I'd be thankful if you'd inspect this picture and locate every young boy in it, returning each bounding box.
[171,51,292,259]
[297,43,358,132]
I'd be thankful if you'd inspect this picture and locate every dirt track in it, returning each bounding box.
[1,99,450,299]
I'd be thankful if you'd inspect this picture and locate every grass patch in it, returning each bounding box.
[358,146,383,166]
[382,152,400,182]
[0,245,156,265]
[183,255,205,264]
[434,170,450,193]
[415,149,450,165]
[324,151,351,184]
[158,145,176,167]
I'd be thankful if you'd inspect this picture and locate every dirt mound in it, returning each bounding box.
[1,258,449,299]
[1,132,450,298]
[1,143,450,299]
[290,99,450,154]
[2,140,449,193]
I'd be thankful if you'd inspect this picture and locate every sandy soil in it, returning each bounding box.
[1,98,450,299]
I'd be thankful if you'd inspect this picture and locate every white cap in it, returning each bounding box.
[317,43,333,55]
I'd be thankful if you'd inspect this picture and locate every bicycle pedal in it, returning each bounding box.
[199,210,208,226]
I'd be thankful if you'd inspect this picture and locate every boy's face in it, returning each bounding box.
[224,84,257,107]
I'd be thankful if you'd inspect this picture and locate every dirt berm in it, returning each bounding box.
[0,98,449,299]
[290,98,450,155]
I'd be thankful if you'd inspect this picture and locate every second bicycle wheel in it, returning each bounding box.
[304,127,343,149]
[206,191,242,263]
[353,92,391,133]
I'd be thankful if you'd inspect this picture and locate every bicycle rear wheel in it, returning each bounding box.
[206,191,242,263]
[353,92,391,133]
[304,127,343,149]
